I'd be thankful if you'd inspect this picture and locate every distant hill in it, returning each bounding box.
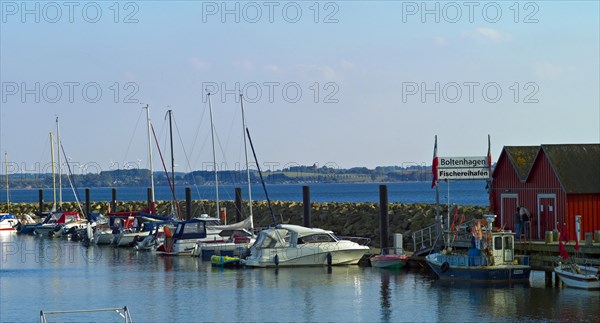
[4,164,447,189]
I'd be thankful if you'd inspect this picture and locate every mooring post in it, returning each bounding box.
[379,185,389,250]
[235,187,243,222]
[147,188,153,212]
[38,189,43,214]
[303,186,311,228]
[545,271,553,287]
[85,188,91,217]
[185,187,192,220]
[111,188,117,213]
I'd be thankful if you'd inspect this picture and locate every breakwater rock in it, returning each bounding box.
[3,200,488,248]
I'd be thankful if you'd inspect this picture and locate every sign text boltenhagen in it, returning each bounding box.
[437,156,490,180]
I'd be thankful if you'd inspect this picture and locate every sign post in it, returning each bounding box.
[431,136,493,250]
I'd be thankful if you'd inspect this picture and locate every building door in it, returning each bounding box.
[501,194,518,230]
[537,194,557,239]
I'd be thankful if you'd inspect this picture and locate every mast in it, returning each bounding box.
[166,109,178,217]
[207,92,219,219]
[4,152,9,212]
[144,104,156,209]
[246,128,276,226]
[50,132,57,212]
[239,93,254,231]
[56,116,62,210]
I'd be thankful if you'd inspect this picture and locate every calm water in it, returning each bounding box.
[2,181,487,205]
[1,233,598,322]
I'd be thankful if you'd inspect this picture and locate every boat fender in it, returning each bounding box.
[274,254,279,266]
[441,262,450,273]
[326,252,332,267]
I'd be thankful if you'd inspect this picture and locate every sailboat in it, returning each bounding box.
[112,105,169,247]
[0,152,20,231]
[157,96,223,256]
[197,93,256,259]
[35,118,85,238]
[19,132,59,235]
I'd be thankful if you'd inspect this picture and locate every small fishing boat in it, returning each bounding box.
[370,247,409,269]
[211,255,242,268]
[0,213,20,231]
[425,214,531,282]
[554,263,600,290]
[242,224,370,267]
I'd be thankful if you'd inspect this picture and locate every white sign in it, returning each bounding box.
[437,156,490,180]
[439,156,488,168]
[438,168,490,180]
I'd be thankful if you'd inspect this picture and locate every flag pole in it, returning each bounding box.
[433,135,441,245]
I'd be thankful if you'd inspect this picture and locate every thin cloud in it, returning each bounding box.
[532,61,566,80]
[465,28,512,42]
[233,59,254,72]
[190,57,210,71]
[264,64,281,73]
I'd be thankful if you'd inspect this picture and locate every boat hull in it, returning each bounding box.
[426,254,531,282]
[554,265,600,290]
[0,214,19,231]
[115,231,149,247]
[34,225,60,237]
[370,255,408,269]
[243,247,369,268]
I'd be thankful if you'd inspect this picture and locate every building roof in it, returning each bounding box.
[503,146,540,181]
[541,144,600,194]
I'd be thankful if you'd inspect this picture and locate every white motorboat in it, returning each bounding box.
[0,213,20,231]
[156,218,208,256]
[196,228,255,259]
[554,263,600,290]
[242,224,370,267]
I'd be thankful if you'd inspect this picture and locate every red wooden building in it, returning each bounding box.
[490,144,600,241]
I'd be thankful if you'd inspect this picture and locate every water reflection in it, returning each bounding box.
[2,233,599,323]
[379,272,391,323]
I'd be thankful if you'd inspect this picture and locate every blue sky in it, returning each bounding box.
[1,1,598,174]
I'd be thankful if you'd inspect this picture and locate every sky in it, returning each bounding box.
[0,1,599,175]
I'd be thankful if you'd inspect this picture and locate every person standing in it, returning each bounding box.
[520,206,531,240]
[514,206,522,240]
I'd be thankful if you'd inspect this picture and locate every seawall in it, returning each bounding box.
[2,200,488,248]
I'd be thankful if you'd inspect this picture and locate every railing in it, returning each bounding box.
[411,219,478,252]
[40,306,132,323]
[340,236,371,246]
[411,223,439,252]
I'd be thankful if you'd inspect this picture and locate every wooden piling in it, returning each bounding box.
[379,185,389,249]
[303,186,311,228]
[147,188,153,212]
[185,187,192,220]
[235,187,243,222]
[111,188,117,213]
[545,271,553,287]
[85,188,90,217]
[38,189,43,214]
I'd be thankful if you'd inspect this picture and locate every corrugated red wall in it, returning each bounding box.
[567,194,600,240]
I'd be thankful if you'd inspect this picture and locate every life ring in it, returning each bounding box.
[441,262,450,273]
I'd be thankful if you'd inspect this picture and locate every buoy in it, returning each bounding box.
[441,262,450,273]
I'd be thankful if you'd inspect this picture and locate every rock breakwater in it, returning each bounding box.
[3,200,488,248]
